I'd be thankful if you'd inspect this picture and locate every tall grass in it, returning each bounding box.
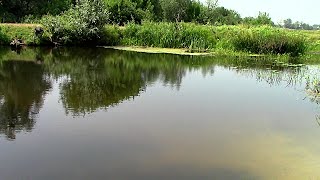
[120,22,216,51]
[228,26,307,56]
[300,30,320,52]
[0,22,310,56]
[111,22,308,56]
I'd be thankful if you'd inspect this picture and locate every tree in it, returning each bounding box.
[0,0,73,22]
[205,0,218,9]
[160,0,191,22]
[283,18,293,29]
[186,0,202,22]
[255,12,274,25]
[107,0,144,25]
[243,12,274,26]
[199,6,241,25]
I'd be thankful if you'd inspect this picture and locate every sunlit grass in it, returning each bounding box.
[109,22,309,56]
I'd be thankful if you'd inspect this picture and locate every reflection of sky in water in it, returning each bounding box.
[1,65,320,180]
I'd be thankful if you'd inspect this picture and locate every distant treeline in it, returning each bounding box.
[282,19,320,30]
[0,0,311,28]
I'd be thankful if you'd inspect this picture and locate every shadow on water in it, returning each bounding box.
[0,47,319,139]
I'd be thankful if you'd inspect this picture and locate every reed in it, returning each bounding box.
[114,22,309,56]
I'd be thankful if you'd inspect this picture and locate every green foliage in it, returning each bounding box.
[283,18,320,30]
[41,0,109,44]
[120,22,216,50]
[242,12,274,26]
[230,26,307,56]
[160,0,191,22]
[0,22,310,56]
[0,0,72,22]
[100,25,122,45]
[0,0,278,27]
[117,22,308,55]
[200,6,241,25]
[0,24,51,45]
[301,30,320,52]
[106,0,143,25]
[106,0,163,24]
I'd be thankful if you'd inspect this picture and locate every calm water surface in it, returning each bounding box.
[0,47,320,180]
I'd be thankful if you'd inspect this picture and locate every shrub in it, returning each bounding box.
[41,0,109,45]
[100,25,122,45]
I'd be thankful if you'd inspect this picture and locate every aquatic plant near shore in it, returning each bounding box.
[306,77,320,94]
[304,66,320,105]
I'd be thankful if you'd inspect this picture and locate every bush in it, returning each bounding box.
[100,25,122,45]
[41,0,109,45]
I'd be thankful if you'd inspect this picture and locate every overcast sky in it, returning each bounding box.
[203,0,319,24]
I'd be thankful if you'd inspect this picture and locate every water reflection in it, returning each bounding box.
[44,48,222,115]
[0,60,51,140]
[0,47,319,140]
[1,47,320,179]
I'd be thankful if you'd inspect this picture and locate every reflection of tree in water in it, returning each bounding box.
[45,48,320,116]
[0,61,51,140]
[45,48,216,115]
[1,46,319,138]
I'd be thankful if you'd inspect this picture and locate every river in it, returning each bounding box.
[0,47,319,179]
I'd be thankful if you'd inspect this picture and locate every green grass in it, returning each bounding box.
[0,24,51,45]
[300,30,320,52]
[0,22,317,57]
[105,22,309,56]
[119,22,216,51]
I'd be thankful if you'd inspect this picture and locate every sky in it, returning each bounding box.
[203,0,319,25]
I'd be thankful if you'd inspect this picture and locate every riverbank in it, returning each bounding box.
[0,22,318,57]
[0,23,50,46]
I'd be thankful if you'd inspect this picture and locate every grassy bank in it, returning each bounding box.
[0,24,51,45]
[0,22,315,56]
